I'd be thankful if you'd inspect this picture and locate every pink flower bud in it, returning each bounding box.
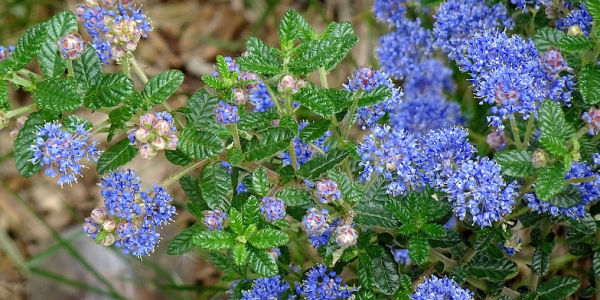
[57,33,85,60]
[271,119,280,127]
[101,0,116,7]
[278,75,297,94]
[90,207,109,224]
[239,72,259,92]
[532,148,549,168]
[83,223,98,235]
[166,133,178,150]
[134,127,151,143]
[140,113,158,128]
[103,219,117,232]
[139,143,157,160]
[153,119,172,137]
[101,233,117,246]
[335,225,358,247]
[151,136,166,151]
[233,88,247,105]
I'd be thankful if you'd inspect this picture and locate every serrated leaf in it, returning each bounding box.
[14,110,58,177]
[279,9,315,48]
[249,228,289,249]
[536,164,565,201]
[165,149,192,166]
[252,167,270,196]
[97,139,138,174]
[276,187,312,206]
[532,27,565,52]
[580,65,600,105]
[247,247,278,276]
[547,184,581,208]
[193,230,236,250]
[185,88,221,129]
[367,245,400,295]
[495,150,535,177]
[178,127,223,159]
[245,127,295,161]
[422,223,446,238]
[216,55,232,81]
[237,37,283,76]
[141,69,184,110]
[355,201,398,228]
[540,135,569,157]
[0,80,8,110]
[209,251,233,273]
[536,276,580,300]
[531,247,550,275]
[298,148,348,179]
[356,85,393,107]
[408,232,430,265]
[229,208,244,236]
[539,100,568,141]
[227,148,244,166]
[243,196,260,225]
[292,88,351,117]
[233,243,247,266]
[358,253,374,289]
[6,23,48,72]
[362,175,391,203]
[167,224,202,255]
[467,253,518,281]
[299,119,331,143]
[557,35,594,52]
[200,162,232,211]
[237,108,279,131]
[180,175,208,211]
[33,77,82,113]
[84,73,134,109]
[72,46,102,92]
[202,74,226,90]
[38,11,78,77]
[566,213,597,241]
[63,115,92,132]
[593,252,600,279]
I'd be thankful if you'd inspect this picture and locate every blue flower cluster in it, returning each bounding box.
[525,162,600,218]
[458,30,573,129]
[308,217,341,248]
[249,81,275,112]
[511,0,546,12]
[241,275,290,300]
[302,208,330,236]
[372,0,413,25]
[203,209,227,231]
[92,169,176,257]
[30,122,100,186]
[282,121,331,169]
[215,101,240,124]
[260,197,286,222]
[295,264,355,300]
[410,275,474,300]
[315,180,341,204]
[556,3,593,36]
[76,0,151,63]
[433,0,513,60]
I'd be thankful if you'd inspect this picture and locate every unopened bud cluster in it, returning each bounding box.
[582,107,600,135]
[0,45,15,62]
[277,75,306,95]
[57,33,85,59]
[128,112,178,160]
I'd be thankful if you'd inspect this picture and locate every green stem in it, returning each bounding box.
[258,75,284,115]
[565,176,597,184]
[318,67,329,88]
[551,0,570,15]
[87,120,111,134]
[288,232,318,264]
[592,133,600,143]
[121,56,131,78]
[7,74,34,89]
[160,159,208,188]
[466,277,487,293]
[231,123,241,150]
[16,69,43,81]
[504,206,531,220]
[575,126,590,140]
[240,162,281,181]
[523,115,536,148]
[66,60,74,77]
[509,116,523,149]
[5,103,37,118]
[344,91,362,140]
[329,117,346,148]
[430,249,457,271]
[342,159,354,182]
[129,55,149,83]
[287,141,299,171]
[527,9,538,37]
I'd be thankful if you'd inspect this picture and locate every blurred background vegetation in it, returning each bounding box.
[0,0,389,299]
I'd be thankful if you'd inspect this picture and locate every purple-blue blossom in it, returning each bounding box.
[0,45,15,61]
[215,101,239,124]
[249,81,275,112]
[410,275,474,300]
[556,3,593,36]
[282,121,330,169]
[260,197,286,222]
[203,209,227,231]
[315,180,342,204]
[302,208,330,236]
[241,275,290,300]
[295,264,355,300]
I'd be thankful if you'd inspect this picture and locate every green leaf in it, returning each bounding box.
[201,75,226,90]
[185,89,221,129]
[298,148,349,179]
[108,105,133,129]
[237,108,279,131]
[422,223,446,238]
[354,201,398,228]
[292,88,351,117]
[215,55,232,81]
[37,11,78,78]
[200,162,232,211]
[233,243,247,266]
[536,276,580,300]
[408,232,430,265]
[467,253,518,281]
[358,253,374,289]
[245,127,296,161]
[252,167,270,196]
[583,0,600,30]
[97,139,138,174]
[247,247,278,276]
[4,23,48,72]
[229,208,244,236]
[495,150,535,177]
[367,245,400,295]
[63,115,92,132]
[356,85,393,107]
[538,100,568,145]
[580,65,600,106]
[536,164,565,201]
[72,46,102,92]
[276,187,312,206]
[193,230,236,250]
[249,228,289,249]
[209,251,234,272]
[167,224,202,255]
[321,22,358,71]
[243,196,260,225]
[165,149,192,166]
[14,110,58,177]
[362,175,392,203]
[557,35,594,52]
[0,80,8,110]
[299,119,331,143]
[236,37,283,76]
[141,69,184,110]
[532,27,565,52]
[33,77,83,113]
[84,73,134,109]
[531,247,550,276]
[180,175,208,211]
[279,9,315,48]
[547,185,581,208]
[227,148,244,166]
[593,252,600,279]
[178,127,223,159]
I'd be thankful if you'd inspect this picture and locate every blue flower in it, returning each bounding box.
[236,182,247,193]
[215,101,240,124]
[391,94,463,137]
[410,275,474,300]
[486,130,507,151]
[295,264,355,300]
[203,209,227,231]
[499,236,522,256]
[582,107,600,135]
[211,56,240,77]
[309,217,341,248]
[433,0,513,60]
[30,122,100,186]
[372,0,411,25]
[403,58,456,98]
[419,127,476,187]
[357,125,421,195]
[249,81,275,112]
[282,121,331,169]
[260,197,286,222]
[442,157,519,228]
[511,0,546,12]
[241,275,290,300]
[557,3,593,36]
[390,247,411,264]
